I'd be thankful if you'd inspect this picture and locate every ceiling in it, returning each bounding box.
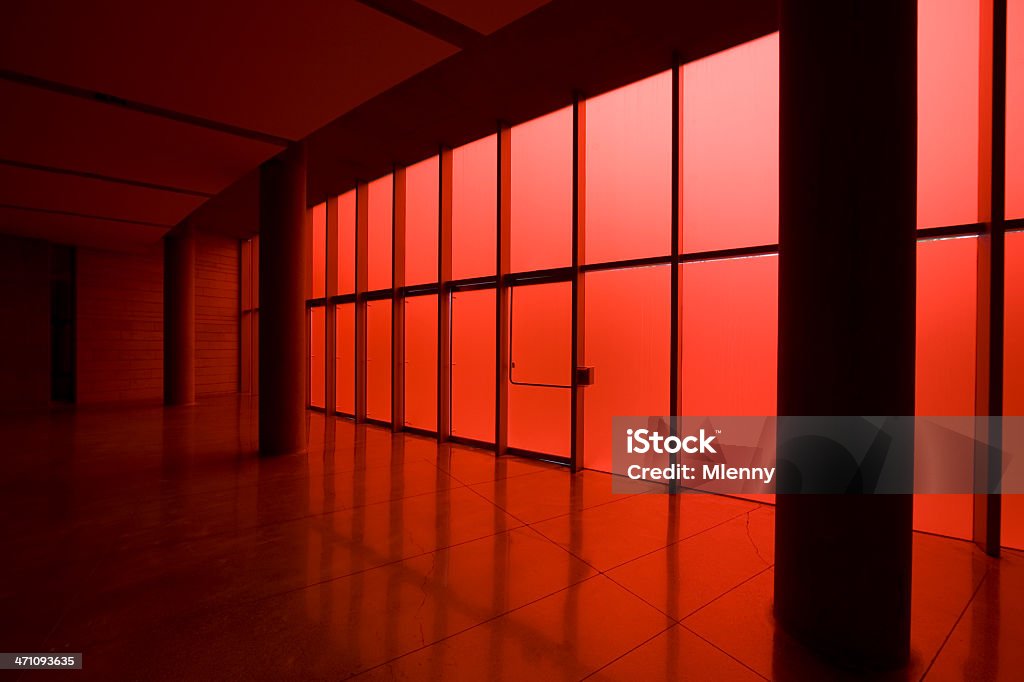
[0,0,776,253]
[0,0,550,251]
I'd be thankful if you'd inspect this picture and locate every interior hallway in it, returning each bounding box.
[1,395,1021,681]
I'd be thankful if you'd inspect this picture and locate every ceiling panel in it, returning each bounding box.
[0,80,282,196]
[0,206,169,252]
[0,164,204,228]
[414,0,554,34]
[0,0,459,140]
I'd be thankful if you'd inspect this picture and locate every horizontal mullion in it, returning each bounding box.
[448,275,499,291]
[680,243,779,263]
[504,267,574,286]
[581,254,673,273]
[916,222,985,239]
[402,283,440,297]
[363,289,393,302]
[330,293,357,305]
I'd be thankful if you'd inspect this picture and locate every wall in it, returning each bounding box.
[195,231,239,395]
[76,246,163,404]
[0,235,50,409]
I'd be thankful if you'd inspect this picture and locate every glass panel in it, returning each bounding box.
[1009,0,1024,219]
[405,157,439,286]
[585,71,672,264]
[241,311,252,394]
[404,295,438,430]
[252,236,259,309]
[366,299,392,422]
[914,236,977,540]
[681,256,777,416]
[682,255,777,504]
[241,238,252,311]
[309,306,325,409]
[584,266,670,473]
[453,135,497,280]
[510,106,573,272]
[368,175,393,291]
[337,190,356,296]
[452,289,495,442]
[918,0,980,228]
[1004,231,1024,548]
[682,33,778,253]
[508,281,571,456]
[510,282,571,387]
[252,310,259,396]
[335,303,355,415]
[309,203,326,299]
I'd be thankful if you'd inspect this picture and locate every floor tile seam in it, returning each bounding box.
[106,480,473,554]
[597,506,767,575]
[339,573,618,681]
[443,464,563,490]
[677,621,772,681]
[42,524,532,653]
[919,565,991,681]
[678,564,773,625]
[577,623,677,681]
[524,503,761,579]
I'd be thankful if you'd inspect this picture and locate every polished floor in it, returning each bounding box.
[0,395,1021,681]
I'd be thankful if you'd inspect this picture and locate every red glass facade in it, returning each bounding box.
[296,15,1024,548]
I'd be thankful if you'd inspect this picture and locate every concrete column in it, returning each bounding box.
[775,1,917,671]
[259,143,307,456]
[163,222,195,406]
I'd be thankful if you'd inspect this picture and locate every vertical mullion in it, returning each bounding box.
[355,182,369,422]
[497,126,512,457]
[439,149,454,440]
[670,56,682,493]
[326,196,338,415]
[974,0,1007,556]
[393,167,406,432]
[570,94,586,473]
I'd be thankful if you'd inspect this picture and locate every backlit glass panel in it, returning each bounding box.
[404,295,438,431]
[310,202,326,298]
[682,255,777,503]
[586,71,672,264]
[915,236,977,540]
[1004,231,1024,549]
[366,299,392,422]
[368,175,393,291]
[452,289,496,442]
[508,281,571,456]
[918,0,980,228]
[682,33,778,253]
[453,135,497,280]
[510,106,572,272]
[404,157,439,286]
[336,303,355,415]
[337,190,356,295]
[309,306,325,408]
[1008,0,1024,218]
[584,266,670,473]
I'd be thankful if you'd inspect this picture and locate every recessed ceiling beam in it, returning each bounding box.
[0,203,175,229]
[0,158,215,198]
[1,69,292,148]
[355,0,484,49]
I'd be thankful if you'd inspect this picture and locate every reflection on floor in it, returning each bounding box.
[0,395,1021,680]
